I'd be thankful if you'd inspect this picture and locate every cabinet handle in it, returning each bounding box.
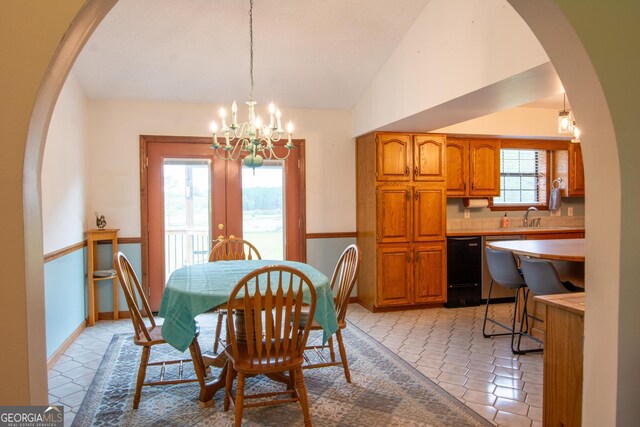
[414,166,418,177]
[472,182,475,190]
[464,182,467,192]
[414,191,419,201]
[405,166,410,176]
[407,253,411,262]
[406,190,410,201]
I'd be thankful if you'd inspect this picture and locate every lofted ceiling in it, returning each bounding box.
[73,0,431,110]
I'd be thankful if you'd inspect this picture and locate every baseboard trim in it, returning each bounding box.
[353,298,444,313]
[97,311,131,321]
[47,320,86,370]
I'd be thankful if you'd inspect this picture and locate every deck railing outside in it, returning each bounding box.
[165,228,210,278]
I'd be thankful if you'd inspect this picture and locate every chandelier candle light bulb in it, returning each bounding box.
[208,0,295,169]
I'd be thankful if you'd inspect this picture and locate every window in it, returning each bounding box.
[493,149,548,207]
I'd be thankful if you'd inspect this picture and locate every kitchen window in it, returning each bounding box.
[491,148,549,209]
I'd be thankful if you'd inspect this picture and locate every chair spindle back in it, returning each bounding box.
[209,237,262,262]
[331,244,361,323]
[114,252,155,342]
[226,266,317,368]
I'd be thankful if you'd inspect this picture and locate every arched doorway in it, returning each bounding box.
[18,1,634,424]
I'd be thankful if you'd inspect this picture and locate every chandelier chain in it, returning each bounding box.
[249,0,254,101]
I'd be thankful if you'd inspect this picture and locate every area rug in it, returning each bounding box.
[73,324,491,426]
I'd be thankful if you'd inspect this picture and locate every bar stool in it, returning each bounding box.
[483,247,528,354]
[518,256,584,350]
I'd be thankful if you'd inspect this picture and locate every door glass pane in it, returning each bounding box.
[242,161,285,260]
[163,159,211,278]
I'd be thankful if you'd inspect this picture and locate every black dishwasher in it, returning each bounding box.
[446,236,482,308]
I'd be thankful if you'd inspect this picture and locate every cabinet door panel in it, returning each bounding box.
[469,139,500,196]
[377,246,412,306]
[569,143,585,196]
[376,134,411,181]
[446,138,468,196]
[377,186,411,243]
[413,243,447,303]
[414,134,446,181]
[413,186,446,242]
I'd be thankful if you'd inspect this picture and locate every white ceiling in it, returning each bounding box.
[73,0,431,110]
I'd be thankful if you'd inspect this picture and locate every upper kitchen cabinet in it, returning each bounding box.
[376,133,412,181]
[445,138,469,196]
[446,138,501,197]
[551,143,585,197]
[376,133,446,182]
[413,134,446,182]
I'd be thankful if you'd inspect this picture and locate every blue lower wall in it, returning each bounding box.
[44,242,142,358]
[44,249,87,359]
[44,239,344,358]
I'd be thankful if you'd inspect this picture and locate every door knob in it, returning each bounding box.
[218,223,224,230]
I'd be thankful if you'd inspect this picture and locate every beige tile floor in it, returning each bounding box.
[48,304,543,427]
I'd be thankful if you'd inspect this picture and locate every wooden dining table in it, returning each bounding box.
[158,259,339,406]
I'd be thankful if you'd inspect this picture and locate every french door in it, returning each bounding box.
[142,136,305,310]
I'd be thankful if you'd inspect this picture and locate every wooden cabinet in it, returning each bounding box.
[568,143,585,196]
[377,133,446,182]
[377,186,412,243]
[376,242,447,307]
[413,242,447,303]
[86,229,120,326]
[446,138,500,197]
[357,132,447,311]
[413,186,446,242]
[377,245,412,306]
[551,143,585,197]
[535,294,584,427]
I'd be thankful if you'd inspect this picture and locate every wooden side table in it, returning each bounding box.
[86,229,120,326]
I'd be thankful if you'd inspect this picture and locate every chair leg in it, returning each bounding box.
[234,372,245,427]
[335,329,351,383]
[327,336,336,362]
[289,369,298,398]
[188,339,205,389]
[482,279,512,338]
[134,346,150,409]
[214,310,224,354]
[295,366,313,427]
[224,363,234,412]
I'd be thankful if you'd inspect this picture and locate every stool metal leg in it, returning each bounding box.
[482,279,515,338]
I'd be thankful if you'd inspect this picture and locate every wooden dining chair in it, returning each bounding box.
[208,237,262,354]
[302,244,360,382]
[223,265,317,427]
[113,252,204,409]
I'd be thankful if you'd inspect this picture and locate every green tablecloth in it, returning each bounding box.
[159,260,338,352]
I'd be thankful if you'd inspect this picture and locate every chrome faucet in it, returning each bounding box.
[523,206,539,227]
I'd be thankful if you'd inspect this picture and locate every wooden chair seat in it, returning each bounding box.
[133,321,200,347]
[228,340,304,373]
[114,252,205,409]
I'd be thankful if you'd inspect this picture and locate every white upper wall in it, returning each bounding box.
[354,0,550,135]
[86,100,355,237]
[41,72,88,254]
[435,106,563,137]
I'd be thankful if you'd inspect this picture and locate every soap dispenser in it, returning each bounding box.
[501,213,509,228]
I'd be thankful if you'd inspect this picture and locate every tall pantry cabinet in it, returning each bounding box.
[356,132,447,311]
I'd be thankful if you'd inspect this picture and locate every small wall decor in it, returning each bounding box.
[95,212,107,229]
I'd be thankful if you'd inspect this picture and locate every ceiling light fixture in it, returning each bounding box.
[209,0,294,169]
[558,93,574,134]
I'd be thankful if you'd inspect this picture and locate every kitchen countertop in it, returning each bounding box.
[486,238,585,262]
[446,227,585,237]
[534,292,585,315]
